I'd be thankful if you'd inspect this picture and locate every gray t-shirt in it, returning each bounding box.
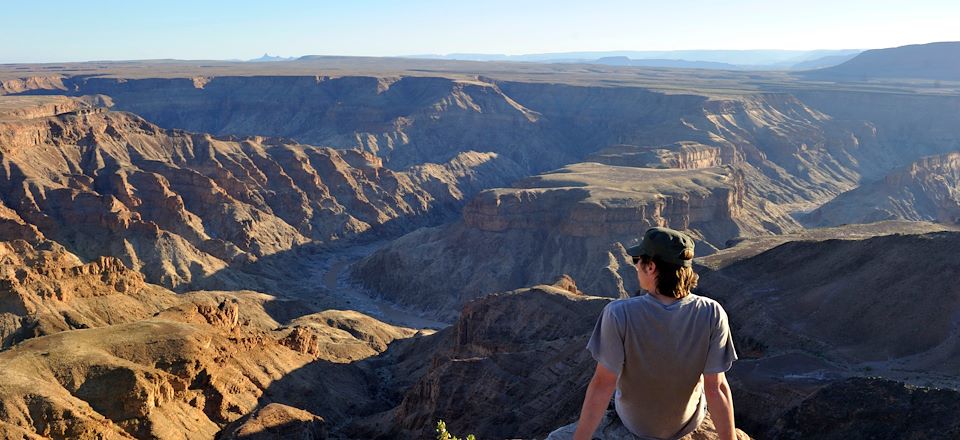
[586,293,737,440]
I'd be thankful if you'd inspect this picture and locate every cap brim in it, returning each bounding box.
[626,244,647,257]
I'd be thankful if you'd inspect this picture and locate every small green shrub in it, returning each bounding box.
[436,420,476,440]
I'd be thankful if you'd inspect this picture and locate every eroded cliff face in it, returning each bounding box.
[352,163,798,318]
[465,164,746,241]
[0,196,179,347]
[805,152,960,226]
[587,142,726,170]
[10,76,562,172]
[0,102,523,288]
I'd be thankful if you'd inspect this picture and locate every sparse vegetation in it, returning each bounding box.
[436,420,477,440]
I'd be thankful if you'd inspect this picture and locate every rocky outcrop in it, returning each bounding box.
[546,410,752,440]
[406,151,527,206]
[378,280,610,439]
[465,164,748,241]
[0,95,110,120]
[278,310,419,362]
[804,152,960,226]
[586,142,726,170]
[0,239,178,348]
[0,106,522,289]
[219,403,326,440]
[0,76,67,95]
[0,200,44,244]
[701,230,960,364]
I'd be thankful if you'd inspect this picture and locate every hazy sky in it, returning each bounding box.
[2,0,958,62]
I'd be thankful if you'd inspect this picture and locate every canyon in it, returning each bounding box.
[0,42,959,439]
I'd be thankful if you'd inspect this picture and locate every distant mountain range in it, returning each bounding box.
[404,49,863,70]
[802,41,960,81]
[254,41,958,77]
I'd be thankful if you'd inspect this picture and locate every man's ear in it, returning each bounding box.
[643,260,657,274]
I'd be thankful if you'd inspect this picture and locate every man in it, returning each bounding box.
[572,227,738,440]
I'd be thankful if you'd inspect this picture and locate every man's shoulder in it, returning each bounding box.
[686,293,725,308]
[602,296,648,321]
[686,294,730,325]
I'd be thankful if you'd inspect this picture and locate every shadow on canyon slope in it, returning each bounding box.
[241,323,452,439]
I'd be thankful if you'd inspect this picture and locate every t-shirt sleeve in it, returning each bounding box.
[704,304,738,374]
[586,302,625,376]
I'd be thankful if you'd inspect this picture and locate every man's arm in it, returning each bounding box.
[704,372,736,440]
[572,363,618,440]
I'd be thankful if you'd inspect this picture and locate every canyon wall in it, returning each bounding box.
[10,76,959,196]
[0,101,523,289]
[805,152,960,226]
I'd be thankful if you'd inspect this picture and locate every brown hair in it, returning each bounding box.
[639,254,698,299]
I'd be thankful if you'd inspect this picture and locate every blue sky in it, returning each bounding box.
[2,0,958,62]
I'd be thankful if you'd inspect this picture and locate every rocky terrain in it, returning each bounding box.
[0,287,418,439]
[1,44,960,439]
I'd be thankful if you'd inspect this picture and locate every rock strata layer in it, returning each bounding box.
[353,163,798,318]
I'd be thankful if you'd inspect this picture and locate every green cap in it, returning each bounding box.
[626,227,696,268]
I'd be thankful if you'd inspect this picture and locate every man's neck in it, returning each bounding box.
[648,290,681,306]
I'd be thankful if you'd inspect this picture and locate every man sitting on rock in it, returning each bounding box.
[551,227,739,440]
